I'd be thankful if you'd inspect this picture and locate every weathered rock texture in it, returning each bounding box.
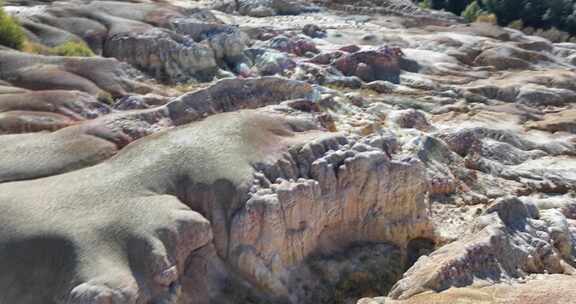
[389,196,576,299]
[210,0,319,17]
[2,0,576,303]
[363,274,576,304]
[0,50,153,97]
[0,77,316,182]
[333,47,404,83]
[9,1,251,83]
[0,107,433,304]
[0,76,434,304]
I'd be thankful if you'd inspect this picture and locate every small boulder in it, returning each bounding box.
[333,46,404,83]
[339,45,361,53]
[268,35,319,56]
[302,24,326,38]
[389,109,432,131]
[364,81,396,94]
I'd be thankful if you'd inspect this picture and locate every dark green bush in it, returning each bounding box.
[419,0,576,39]
[419,0,431,9]
[0,4,26,50]
[50,41,94,57]
[23,40,95,57]
[96,91,114,105]
[462,1,484,22]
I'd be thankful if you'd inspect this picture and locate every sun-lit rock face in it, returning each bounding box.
[389,196,576,299]
[209,0,320,17]
[0,50,154,96]
[7,1,251,84]
[224,133,433,301]
[0,77,316,182]
[0,77,434,304]
[333,47,404,83]
[1,0,576,303]
[3,110,428,303]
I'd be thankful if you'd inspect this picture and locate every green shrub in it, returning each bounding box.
[508,19,524,30]
[96,91,114,105]
[419,0,431,9]
[22,40,49,54]
[426,0,474,15]
[0,4,26,50]
[462,1,484,23]
[22,40,95,57]
[476,13,497,24]
[426,0,576,37]
[49,41,94,57]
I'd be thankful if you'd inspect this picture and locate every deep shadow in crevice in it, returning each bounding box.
[405,237,435,270]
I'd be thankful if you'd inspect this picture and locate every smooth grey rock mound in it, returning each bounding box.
[0,108,434,304]
[0,90,111,120]
[0,50,154,97]
[0,77,318,182]
[0,127,119,182]
[473,45,552,70]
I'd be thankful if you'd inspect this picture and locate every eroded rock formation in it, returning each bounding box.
[0,105,433,304]
[1,0,576,303]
